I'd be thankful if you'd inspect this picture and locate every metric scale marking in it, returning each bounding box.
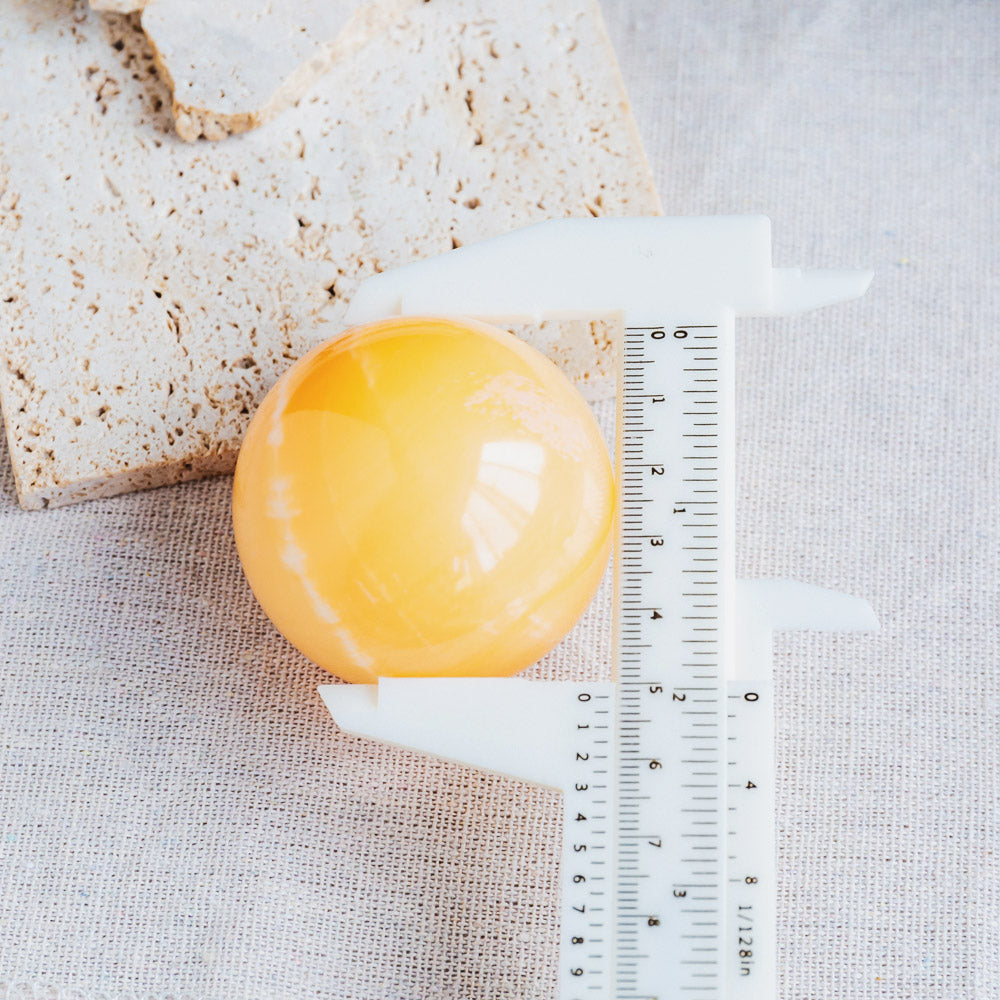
[320,216,878,999]
[617,318,733,999]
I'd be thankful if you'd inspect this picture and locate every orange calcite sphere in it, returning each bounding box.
[232,316,614,683]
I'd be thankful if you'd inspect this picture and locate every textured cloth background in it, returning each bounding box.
[1,1,998,998]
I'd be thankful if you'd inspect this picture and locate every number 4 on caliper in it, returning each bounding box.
[321,217,877,1000]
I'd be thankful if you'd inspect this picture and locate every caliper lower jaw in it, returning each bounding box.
[319,579,877,787]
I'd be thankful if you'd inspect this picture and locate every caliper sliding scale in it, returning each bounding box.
[320,217,877,999]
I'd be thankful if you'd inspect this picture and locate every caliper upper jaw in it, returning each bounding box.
[732,579,879,682]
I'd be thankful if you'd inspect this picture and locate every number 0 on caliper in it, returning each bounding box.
[321,216,877,999]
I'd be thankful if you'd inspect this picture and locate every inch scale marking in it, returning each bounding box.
[320,216,877,1000]
[616,321,732,998]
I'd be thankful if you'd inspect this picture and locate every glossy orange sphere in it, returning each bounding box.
[232,316,614,683]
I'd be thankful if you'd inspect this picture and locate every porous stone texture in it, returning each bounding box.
[0,0,659,509]
[142,0,421,141]
[89,0,148,11]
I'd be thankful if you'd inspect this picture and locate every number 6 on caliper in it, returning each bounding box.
[321,216,877,1000]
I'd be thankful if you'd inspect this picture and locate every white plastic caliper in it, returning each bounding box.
[320,217,877,1000]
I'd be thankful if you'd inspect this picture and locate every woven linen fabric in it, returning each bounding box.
[2,1,998,998]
